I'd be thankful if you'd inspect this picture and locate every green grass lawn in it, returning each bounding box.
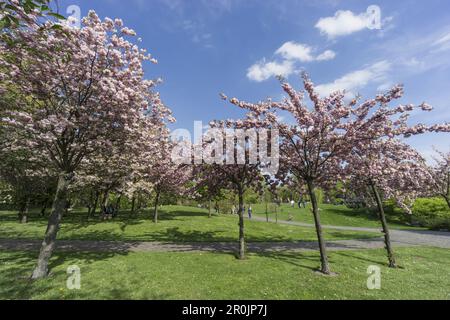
[1,247,449,299]
[0,205,380,242]
[252,203,423,230]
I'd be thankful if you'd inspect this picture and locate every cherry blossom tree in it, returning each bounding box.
[0,145,55,223]
[345,139,431,267]
[191,164,226,218]
[428,150,450,209]
[0,11,172,279]
[0,0,59,30]
[195,120,266,260]
[146,139,191,223]
[224,73,449,274]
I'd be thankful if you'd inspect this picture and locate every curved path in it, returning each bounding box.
[249,216,450,249]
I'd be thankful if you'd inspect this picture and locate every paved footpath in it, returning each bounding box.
[0,218,449,253]
[250,216,450,249]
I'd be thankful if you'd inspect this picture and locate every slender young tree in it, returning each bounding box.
[194,120,266,260]
[147,140,191,223]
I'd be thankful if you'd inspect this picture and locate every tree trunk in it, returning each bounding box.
[443,195,450,210]
[208,198,212,218]
[238,189,245,260]
[31,172,73,279]
[102,191,109,207]
[306,179,331,275]
[265,201,269,222]
[370,183,396,268]
[136,192,143,212]
[153,190,160,223]
[92,191,99,216]
[275,209,278,224]
[446,172,450,209]
[20,197,30,224]
[86,190,94,218]
[115,195,122,213]
[65,198,71,217]
[40,199,48,217]
[131,195,136,215]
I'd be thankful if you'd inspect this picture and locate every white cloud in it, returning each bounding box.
[433,32,450,46]
[374,26,450,75]
[316,50,336,61]
[247,59,295,82]
[315,10,369,38]
[275,42,314,62]
[315,60,391,96]
[431,32,450,52]
[247,42,336,82]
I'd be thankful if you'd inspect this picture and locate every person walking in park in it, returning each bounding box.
[298,195,306,208]
[248,206,252,219]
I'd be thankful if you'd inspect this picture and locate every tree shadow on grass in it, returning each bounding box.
[252,250,331,272]
[331,250,389,267]
[0,250,133,300]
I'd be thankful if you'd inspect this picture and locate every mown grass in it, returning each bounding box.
[251,203,424,230]
[0,247,448,300]
[0,205,380,242]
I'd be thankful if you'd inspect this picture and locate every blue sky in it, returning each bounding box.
[61,0,450,160]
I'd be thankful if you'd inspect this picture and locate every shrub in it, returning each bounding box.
[411,198,450,230]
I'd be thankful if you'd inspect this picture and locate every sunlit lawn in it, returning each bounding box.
[251,203,423,230]
[0,205,379,242]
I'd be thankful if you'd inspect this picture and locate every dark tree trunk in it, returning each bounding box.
[275,207,278,224]
[92,191,99,216]
[238,189,245,260]
[306,179,331,275]
[40,199,48,217]
[102,191,109,207]
[86,190,94,218]
[153,190,160,223]
[136,192,145,212]
[443,195,450,210]
[20,197,30,224]
[100,190,110,218]
[115,194,122,214]
[208,198,212,218]
[31,172,73,279]
[370,182,397,268]
[131,195,136,215]
[265,201,269,222]
[446,172,450,209]
[65,199,71,216]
